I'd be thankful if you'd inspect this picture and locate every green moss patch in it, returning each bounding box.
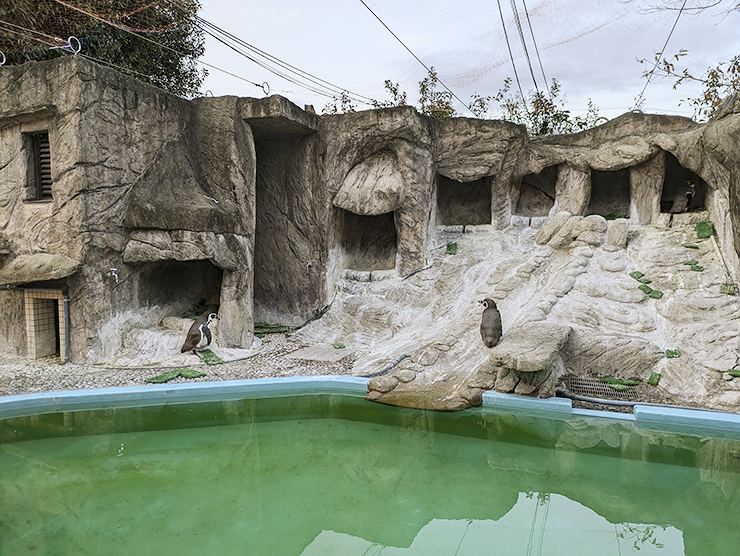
[682,260,698,266]
[727,369,740,378]
[690,264,704,272]
[696,221,714,239]
[333,342,346,349]
[254,322,292,338]
[665,349,681,358]
[649,289,664,298]
[146,368,206,384]
[446,242,458,255]
[648,372,661,387]
[196,349,224,365]
[720,283,738,295]
[629,271,645,280]
[608,383,630,392]
[599,377,640,387]
[683,244,699,249]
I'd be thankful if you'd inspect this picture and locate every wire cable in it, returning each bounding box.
[520,0,551,99]
[358,0,473,115]
[496,0,528,110]
[509,0,539,92]
[635,0,688,108]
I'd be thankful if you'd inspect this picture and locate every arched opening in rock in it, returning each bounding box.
[136,259,222,317]
[336,209,397,271]
[436,174,491,226]
[515,166,557,217]
[660,152,707,213]
[586,169,631,219]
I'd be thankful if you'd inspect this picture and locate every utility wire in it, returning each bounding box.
[508,0,539,92]
[192,14,376,105]
[359,0,473,115]
[520,0,551,99]
[496,0,528,111]
[635,0,688,108]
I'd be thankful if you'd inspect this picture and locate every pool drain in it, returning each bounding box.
[565,376,639,401]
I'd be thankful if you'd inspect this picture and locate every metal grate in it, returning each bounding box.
[565,376,639,401]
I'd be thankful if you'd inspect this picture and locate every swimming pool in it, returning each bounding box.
[1,378,739,555]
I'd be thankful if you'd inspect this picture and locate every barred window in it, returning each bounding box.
[25,131,53,200]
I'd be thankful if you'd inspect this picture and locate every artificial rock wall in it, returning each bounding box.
[1,56,740,364]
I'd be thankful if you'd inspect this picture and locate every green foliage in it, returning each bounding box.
[145,370,181,384]
[323,92,357,115]
[196,349,223,365]
[145,368,206,383]
[445,242,458,255]
[254,322,291,338]
[645,50,740,121]
[728,369,740,378]
[494,78,602,135]
[665,349,681,359]
[179,368,207,379]
[696,221,714,239]
[638,284,653,294]
[2,0,207,98]
[418,67,456,118]
[373,80,408,108]
[720,282,738,295]
[608,383,630,392]
[647,372,661,387]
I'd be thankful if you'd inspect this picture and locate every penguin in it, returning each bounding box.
[180,312,217,353]
[669,179,695,214]
[479,298,502,348]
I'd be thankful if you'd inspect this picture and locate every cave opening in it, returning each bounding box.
[586,169,631,219]
[436,174,491,226]
[660,152,707,213]
[336,209,397,271]
[515,166,557,217]
[136,259,222,317]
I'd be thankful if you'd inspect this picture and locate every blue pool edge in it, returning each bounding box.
[2,378,740,438]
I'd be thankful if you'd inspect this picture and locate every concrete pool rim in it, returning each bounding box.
[1,375,740,439]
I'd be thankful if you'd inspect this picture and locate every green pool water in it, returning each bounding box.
[1,394,739,555]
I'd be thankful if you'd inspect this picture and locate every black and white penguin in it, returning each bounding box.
[479,298,502,348]
[181,312,217,353]
[669,179,695,214]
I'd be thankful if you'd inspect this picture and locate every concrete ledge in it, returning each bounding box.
[634,405,740,438]
[0,376,369,420]
[482,392,573,418]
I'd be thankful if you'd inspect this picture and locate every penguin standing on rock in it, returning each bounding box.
[181,312,217,353]
[479,298,502,348]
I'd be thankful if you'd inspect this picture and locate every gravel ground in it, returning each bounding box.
[0,334,360,398]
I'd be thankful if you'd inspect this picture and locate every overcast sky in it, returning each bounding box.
[197,0,740,121]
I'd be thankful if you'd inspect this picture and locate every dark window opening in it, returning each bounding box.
[515,166,557,217]
[660,153,707,213]
[586,169,631,219]
[337,209,397,271]
[436,175,491,226]
[25,131,53,200]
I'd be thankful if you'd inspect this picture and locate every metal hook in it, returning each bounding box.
[63,36,81,54]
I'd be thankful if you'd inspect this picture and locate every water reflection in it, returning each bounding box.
[301,493,684,555]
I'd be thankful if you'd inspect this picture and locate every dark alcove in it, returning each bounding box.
[660,152,707,213]
[515,166,557,217]
[436,175,491,226]
[586,169,631,218]
[336,209,397,271]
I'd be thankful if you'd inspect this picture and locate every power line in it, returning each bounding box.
[496,0,528,110]
[635,0,688,108]
[520,0,551,99]
[358,0,473,115]
[509,0,539,92]
[192,14,376,105]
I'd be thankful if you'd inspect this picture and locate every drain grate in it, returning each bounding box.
[565,376,639,401]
